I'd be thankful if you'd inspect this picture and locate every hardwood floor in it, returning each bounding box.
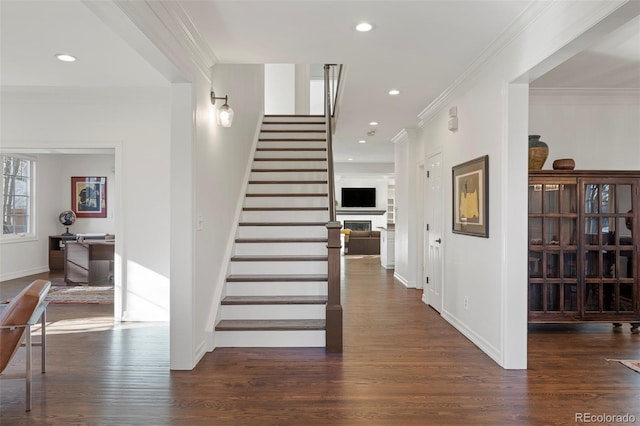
[1,258,639,425]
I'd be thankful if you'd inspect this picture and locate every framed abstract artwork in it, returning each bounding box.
[452,155,488,237]
[71,176,107,218]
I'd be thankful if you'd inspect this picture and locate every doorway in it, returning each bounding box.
[424,153,443,312]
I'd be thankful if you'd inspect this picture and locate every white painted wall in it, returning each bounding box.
[198,64,265,355]
[398,1,639,369]
[529,89,640,169]
[310,80,324,115]
[0,87,171,323]
[265,64,295,114]
[57,154,116,235]
[336,176,390,230]
[393,130,420,289]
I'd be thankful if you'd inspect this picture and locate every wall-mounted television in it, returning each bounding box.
[341,187,376,208]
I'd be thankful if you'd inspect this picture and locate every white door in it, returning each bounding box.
[425,153,443,312]
[416,164,425,289]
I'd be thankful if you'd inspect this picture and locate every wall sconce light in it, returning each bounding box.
[210,91,234,127]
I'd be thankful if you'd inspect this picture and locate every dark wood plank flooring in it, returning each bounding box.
[1,258,639,424]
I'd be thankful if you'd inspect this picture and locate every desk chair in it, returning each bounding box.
[0,279,51,411]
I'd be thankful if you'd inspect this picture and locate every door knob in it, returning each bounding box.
[435,238,442,244]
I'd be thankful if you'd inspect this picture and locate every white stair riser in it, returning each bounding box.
[234,242,328,256]
[263,116,325,123]
[237,226,327,239]
[259,132,325,140]
[262,123,325,131]
[244,196,328,208]
[257,141,327,149]
[225,281,327,297]
[255,150,327,159]
[252,161,327,169]
[250,171,328,181]
[241,210,329,222]
[220,304,325,320]
[230,261,327,275]
[247,183,328,194]
[215,330,325,348]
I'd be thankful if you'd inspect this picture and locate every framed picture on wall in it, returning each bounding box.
[71,176,107,218]
[452,155,488,238]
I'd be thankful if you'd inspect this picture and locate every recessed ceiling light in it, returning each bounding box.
[355,22,373,32]
[359,140,367,144]
[369,121,379,126]
[388,89,400,95]
[55,54,76,62]
[348,158,354,161]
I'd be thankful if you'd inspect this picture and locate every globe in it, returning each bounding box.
[59,210,76,236]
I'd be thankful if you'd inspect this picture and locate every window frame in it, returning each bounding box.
[1,153,36,243]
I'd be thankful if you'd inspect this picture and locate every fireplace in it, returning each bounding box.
[343,220,372,232]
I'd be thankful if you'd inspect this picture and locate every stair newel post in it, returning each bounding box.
[324,63,342,352]
[326,221,343,352]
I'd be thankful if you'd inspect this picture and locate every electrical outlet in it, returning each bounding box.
[464,296,469,310]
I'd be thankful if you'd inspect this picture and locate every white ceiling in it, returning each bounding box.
[531,14,640,89]
[1,1,637,165]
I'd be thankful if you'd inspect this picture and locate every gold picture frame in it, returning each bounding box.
[452,155,488,237]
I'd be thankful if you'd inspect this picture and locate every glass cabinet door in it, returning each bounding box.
[529,182,578,316]
[581,181,636,315]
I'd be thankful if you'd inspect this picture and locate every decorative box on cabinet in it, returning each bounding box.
[528,171,639,333]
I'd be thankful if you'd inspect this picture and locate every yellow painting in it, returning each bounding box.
[453,156,488,237]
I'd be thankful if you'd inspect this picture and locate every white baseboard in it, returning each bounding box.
[440,309,503,368]
[0,266,49,282]
[393,271,416,288]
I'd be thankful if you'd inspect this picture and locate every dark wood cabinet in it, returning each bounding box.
[528,171,639,333]
[48,235,76,271]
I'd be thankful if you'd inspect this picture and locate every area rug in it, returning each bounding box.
[606,359,640,374]
[45,285,114,304]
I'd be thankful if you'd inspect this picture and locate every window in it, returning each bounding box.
[2,155,35,238]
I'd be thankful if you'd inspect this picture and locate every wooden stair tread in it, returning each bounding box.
[221,296,328,305]
[254,158,327,161]
[238,222,328,227]
[231,255,328,262]
[235,237,328,243]
[258,139,327,142]
[226,274,328,282]
[242,207,328,211]
[261,130,325,133]
[251,169,327,172]
[256,148,327,152]
[262,121,326,125]
[264,114,324,117]
[245,193,327,197]
[215,319,326,331]
[248,180,328,185]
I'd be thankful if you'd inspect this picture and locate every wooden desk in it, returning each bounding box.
[64,241,115,285]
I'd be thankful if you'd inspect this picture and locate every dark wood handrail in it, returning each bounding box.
[324,64,343,352]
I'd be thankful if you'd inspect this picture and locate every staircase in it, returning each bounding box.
[215,115,330,347]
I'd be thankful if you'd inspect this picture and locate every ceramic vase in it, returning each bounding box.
[528,135,549,170]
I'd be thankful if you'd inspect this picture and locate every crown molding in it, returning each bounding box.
[529,87,640,105]
[417,1,553,124]
[112,0,217,83]
[391,129,409,145]
[416,0,634,124]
